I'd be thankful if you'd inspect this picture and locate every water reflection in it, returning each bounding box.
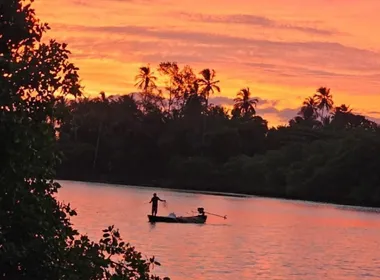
[57,180,380,280]
[148,223,156,231]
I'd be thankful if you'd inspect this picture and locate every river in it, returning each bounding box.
[57,180,380,280]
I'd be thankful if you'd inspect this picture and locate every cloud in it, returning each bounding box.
[209,96,234,106]
[258,107,299,122]
[178,13,339,36]
[243,62,357,79]
[54,23,380,75]
[367,111,380,116]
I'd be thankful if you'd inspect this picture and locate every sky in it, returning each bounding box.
[34,0,380,126]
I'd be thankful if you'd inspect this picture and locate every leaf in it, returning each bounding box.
[112,237,118,246]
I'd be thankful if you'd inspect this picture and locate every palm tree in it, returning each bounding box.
[233,87,259,118]
[198,68,220,108]
[134,65,157,93]
[197,69,220,154]
[298,96,318,120]
[93,91,109,170]
[335,104,352,114]
[331,104,353,128]
[158,62,179,112]
[313,87,334,120]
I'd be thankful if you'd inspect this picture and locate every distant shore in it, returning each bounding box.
[56,177,380,209]
[56,178,251,198]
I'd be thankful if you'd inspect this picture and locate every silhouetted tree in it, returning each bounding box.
[331,104,377,130]
[233,87,259,119]
[198,68,220,108]
[299,96,319,120]
[314,87,334,121]
[158,62,179,111]
[335,104,352,114]
[135,65,157,95]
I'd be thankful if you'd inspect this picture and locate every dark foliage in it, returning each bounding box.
[56,61,380,207]
[0,1,168,279]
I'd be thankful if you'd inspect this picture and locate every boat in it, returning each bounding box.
[147,214,207,224]
[148,207,207,224]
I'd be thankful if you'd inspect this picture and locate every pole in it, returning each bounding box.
[205,212,227,219]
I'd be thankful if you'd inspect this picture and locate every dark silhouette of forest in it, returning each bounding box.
[56,63,380,207]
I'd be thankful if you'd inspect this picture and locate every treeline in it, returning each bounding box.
[56,63,380,207]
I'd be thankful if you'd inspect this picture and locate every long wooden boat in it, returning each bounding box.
[147,214,207,224]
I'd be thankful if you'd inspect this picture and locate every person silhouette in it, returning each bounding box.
[149,193,166,216]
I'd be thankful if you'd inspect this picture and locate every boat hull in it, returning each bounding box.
[148,215,207,224]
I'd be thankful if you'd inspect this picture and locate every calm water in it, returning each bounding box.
[57,180,380,280]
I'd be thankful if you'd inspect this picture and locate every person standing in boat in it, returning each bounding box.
[149,193,166,216]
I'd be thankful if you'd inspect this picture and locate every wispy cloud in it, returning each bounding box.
[178,13,339,36]
[259,107,299,122]
[54,23,380,74]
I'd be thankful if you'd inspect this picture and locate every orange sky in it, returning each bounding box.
[34,0,380,127]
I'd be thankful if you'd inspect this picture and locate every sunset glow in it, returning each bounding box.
[34,0,380,126]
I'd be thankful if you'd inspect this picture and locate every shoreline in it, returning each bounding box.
[56,178,252,198]
[56,178,380,210]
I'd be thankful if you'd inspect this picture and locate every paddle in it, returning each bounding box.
[190,209,227,219]
[205,211,227,219]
